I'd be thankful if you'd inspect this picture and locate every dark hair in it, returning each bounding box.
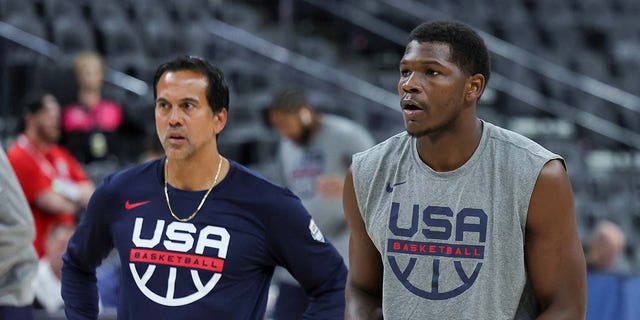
[153,55,229,113]
[16,90,52,132]
[408,21,490,83]
[267,88,309,113]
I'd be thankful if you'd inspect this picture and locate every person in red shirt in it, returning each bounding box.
[7,91,94,257]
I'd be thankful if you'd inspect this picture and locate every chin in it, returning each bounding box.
[405,121,434,138]
[165,150,190,161]
[406,129,431,138]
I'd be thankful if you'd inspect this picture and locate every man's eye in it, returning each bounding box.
[400,70,411,77]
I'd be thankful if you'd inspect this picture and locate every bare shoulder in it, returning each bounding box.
[527,159,573,230]
[538,159,568,181]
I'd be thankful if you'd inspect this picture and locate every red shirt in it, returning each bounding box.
[7,135,90,256]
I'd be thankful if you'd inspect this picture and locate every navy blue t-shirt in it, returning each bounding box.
[62,158,346,319]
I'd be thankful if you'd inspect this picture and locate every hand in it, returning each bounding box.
[316,175,344,199]
[52,179,81,202]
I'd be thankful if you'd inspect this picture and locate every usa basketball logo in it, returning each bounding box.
[387,202,487,300]
[129,217,230,306]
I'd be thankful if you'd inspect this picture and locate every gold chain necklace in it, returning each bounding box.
[164,154,223,222]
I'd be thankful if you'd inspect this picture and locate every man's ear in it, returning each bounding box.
[299,106,312,125]
[213,108,228,134]
[465,74,486,102]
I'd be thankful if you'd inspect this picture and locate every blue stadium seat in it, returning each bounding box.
[89,2,128,26]
[97,18,148,79]
[0,0,35,18]
[129,0,169,23]
[52,16,96,59]
[42,0,83,22]
[165,0,212,22]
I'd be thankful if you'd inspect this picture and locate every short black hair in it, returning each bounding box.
[267,88,309,113]
[408,21,490,83]
[153,55,229,113]
[16,90,52,132]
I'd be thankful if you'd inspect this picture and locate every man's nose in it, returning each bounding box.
[168,107,183,126]
[401,73,421,93]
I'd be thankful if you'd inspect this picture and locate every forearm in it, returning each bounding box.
[61,260,100,320]
[346,283,383,320]
[535,298,585,320]
[536,309,584,320]
[302,264,347,320]
[35,191,78,214]
[303,285,346,320]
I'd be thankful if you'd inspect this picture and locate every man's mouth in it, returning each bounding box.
[167,133,186,143]
[402,99,424,117]
[403,104,421,111]
[401,98,423,111]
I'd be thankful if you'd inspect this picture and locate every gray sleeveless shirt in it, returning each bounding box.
[351,121,562,320]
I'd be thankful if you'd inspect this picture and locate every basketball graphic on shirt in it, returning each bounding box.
[387,202,487,300]
[129,217,229,306]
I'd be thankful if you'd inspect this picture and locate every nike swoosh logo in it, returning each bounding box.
[125,200,151,210]
[386,181,407,193]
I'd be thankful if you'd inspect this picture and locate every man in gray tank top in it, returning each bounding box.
[344,21,586,320]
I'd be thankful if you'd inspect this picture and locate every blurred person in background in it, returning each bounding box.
[33,224,75,314]
[0,148,38,320]
[344,21,586,319]
[7,91,94,257]
[265,88,375,320]
[586,220,627,272]
[62,52,124,164]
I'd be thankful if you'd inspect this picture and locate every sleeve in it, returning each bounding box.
[267,188,347,320]
[7,150,51,203]
[61,177,116,319]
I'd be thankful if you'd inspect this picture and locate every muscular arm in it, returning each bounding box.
[526,160,586,320]
[343,169,383,320]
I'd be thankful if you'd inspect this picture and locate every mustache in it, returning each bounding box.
[164,129,188,139]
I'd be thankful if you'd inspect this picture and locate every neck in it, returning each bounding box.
[78,90,101,109]
[166,150,224,191]
[297,113,323,146]
[416,117,483,172]
[23,130,51,152]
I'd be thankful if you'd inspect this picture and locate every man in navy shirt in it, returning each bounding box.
[61,56,347,319]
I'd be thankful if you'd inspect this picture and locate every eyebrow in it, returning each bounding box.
[399,59,444,66]
[155,97,200,104]
[180,97,200,104]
